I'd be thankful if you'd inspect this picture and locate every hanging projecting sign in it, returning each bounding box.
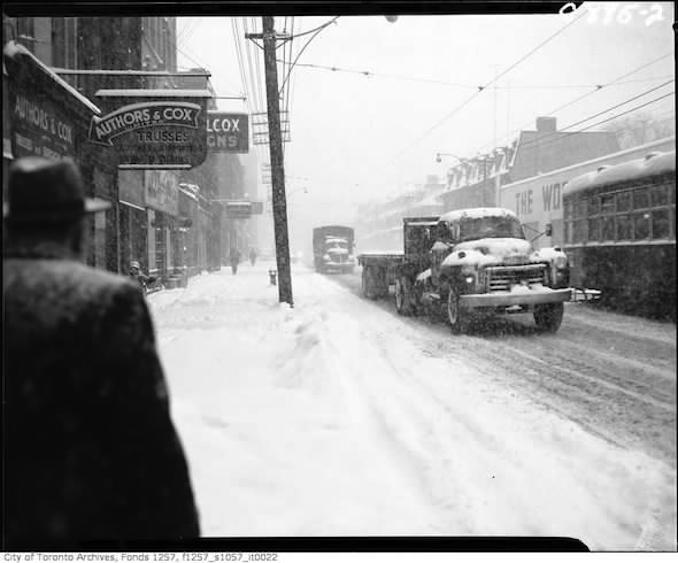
[206,112,249,153]
[11,92,76,160]
[91,90,211,168]
[224,200,264,218]
[144,170,179,216]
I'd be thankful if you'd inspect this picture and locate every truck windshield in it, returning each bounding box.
[326,239,348,250]
[459,216,525,241]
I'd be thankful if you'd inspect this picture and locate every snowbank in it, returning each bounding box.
[148,263,676,550]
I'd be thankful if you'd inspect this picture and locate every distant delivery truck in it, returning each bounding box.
[313,225,356,274]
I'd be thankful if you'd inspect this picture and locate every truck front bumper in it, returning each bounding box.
[460,287,572,310]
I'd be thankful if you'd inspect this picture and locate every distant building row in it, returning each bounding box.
[356,115,675,252]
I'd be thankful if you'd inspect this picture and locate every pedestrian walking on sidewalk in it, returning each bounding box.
[230,244,241,275]
[249,246,257,266]
[3,157,200,548]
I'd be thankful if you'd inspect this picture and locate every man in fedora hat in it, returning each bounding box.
[3,157,200,548]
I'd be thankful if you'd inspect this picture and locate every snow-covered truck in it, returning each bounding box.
[358,208,573,333]
[313,225,356,274]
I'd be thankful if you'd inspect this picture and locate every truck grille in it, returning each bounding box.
[484,264,547,292]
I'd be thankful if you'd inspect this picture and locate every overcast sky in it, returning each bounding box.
[177,2,675,250]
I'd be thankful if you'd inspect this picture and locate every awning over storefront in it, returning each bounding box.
[4,41,101,117]
[4,40,101,162]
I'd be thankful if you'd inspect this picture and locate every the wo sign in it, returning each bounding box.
[207,112,248,153]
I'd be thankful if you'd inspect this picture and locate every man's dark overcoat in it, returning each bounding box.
[3,245,200,548]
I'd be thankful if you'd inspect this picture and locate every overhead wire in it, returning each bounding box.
[252,17,266,113]
[469,52,674,157]
[282,16,295,154]
[278,15,340,96]
[452,82,675,170]
[285,16,340,41]
[391,7,589,161]
[285,60,674,90]
[509,90,675,157]
[231,18,252,113]
[243,18,262,112]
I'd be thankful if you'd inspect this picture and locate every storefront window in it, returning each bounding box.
[94,210,107,269]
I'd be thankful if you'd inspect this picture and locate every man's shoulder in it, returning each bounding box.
[5,258,139,296]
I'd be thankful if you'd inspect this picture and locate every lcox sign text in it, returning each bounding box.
[207,112,249,153]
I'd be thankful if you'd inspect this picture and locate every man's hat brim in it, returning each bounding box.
[3,196,112,221]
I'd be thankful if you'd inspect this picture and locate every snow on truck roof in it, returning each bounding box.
[564,150,676,197]
[438,207,518,223]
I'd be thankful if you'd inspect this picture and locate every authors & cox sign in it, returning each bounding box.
[89,102,200,146]
[92,90,211,168]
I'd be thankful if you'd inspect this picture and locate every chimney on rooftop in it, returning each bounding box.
[536,116,557,133]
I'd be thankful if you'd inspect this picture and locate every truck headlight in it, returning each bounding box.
[554,255,568,269]
[464,274,475,286]
[323,254,330,261]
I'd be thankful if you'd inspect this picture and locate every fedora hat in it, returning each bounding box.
[3,156,111,223]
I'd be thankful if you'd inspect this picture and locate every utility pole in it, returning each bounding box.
[261,16,293,306]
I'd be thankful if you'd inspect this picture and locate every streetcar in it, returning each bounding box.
[562,149,676,321]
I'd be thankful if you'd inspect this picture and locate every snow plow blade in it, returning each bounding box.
[570,288,602,302]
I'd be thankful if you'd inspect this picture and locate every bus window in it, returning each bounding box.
[617,214,632,240]
[633,188,650,209]
[634,212,650,239]
[617,191,631,212]
[651,209,670,239]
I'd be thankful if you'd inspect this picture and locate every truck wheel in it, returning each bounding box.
[534,302,564,333]
[395,276,413,316]
[447,287,467,334]
[362,267,377,300]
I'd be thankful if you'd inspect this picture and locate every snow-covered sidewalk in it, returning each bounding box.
[147,263,676,550]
